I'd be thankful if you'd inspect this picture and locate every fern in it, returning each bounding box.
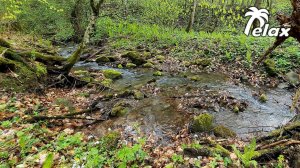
[233,139,260,168]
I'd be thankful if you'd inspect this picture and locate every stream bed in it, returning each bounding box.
[74,61,295,142]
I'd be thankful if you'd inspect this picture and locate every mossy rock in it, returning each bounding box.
[74,70,89,76]
[286,71,300,85]
[126,63,137,68]
[193,58,211,67]
[102,69,122,80]
[259,94,268,102]
[153,71,163,76]
[96,56,110,63]
[133,90,145,100]
[122,52,147,65]
[156,55,165,61]
[118,89,134,98]
[188,75,201,81]
[213,125,236,138]
[190,113,214,133]
[117,64,123,69]
[143,62,154,68]
[233,106,240,113]
[0,38,11,48]
[100,131,121,150]
[111,102,129,117]
[263,59,277,76]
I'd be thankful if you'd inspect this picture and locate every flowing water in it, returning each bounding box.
[59,47,295,142]
[74,61,295,141]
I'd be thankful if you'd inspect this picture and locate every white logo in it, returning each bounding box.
[244,7,290,37]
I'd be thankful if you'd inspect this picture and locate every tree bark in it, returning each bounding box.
[186,0,197,33]
[258,0,300,63]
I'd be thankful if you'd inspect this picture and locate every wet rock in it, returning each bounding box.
[122,52,147,65]
[126,63,137,68]
[101,78,113,87]
[111,102,129,117]
[188,75,201,81]
[278,83,289,89]
[153,71,163,76]
[102,69,122,80]
[263,59,277,76]
[73,70,93,82]
[192,58,211,67]
[118,89,134,98]
[143,62,154,68]
[286,71,300,85]
[133,90,144,100]
[213,125,236,138]
[190,113,214,133]
[233,106,240,113]
[259,94,268,103]
[117,64,123,69]
[96,56,110,63]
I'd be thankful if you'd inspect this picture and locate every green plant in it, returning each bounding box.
[116,138,147,168]
[276,155,285,168]
[233,139,260,168]
[42,153,54,168]
[1,120,12,128]
[171,154,184,164]
[55,133,83,151]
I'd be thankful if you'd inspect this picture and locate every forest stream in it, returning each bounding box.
[60,46,296,145]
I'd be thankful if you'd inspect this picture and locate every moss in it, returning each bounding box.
[35,62,47,77]
[183,61,191,66]
[100,131,121,150]
[188,75,201,81]
[117,64,123,69]
[191,113,214,132]
[101,78,113,87]
[111,102,129,117]
[133,90,144,100]
[193,58,211,67]
[122,52,147,65]
[74,70,89,76]
[263,59,277,76]
[143,62,154,68]
[0,38,11,48]
[156,55,165,61]
[96,56,110,63]
[153,71,163,76]
[126,63,137,68]
[259,94,268,103]
[213,125,236,138]
[102,69,122,80]
[233,106,240,113]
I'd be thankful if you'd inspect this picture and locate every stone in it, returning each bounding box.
[259,94,268,102]
[111,102,129,117]
[143,62,154,68]
[190,113,214,133]
[213,125,236,138]
[96,56,110,63]
[133,90,144,100]
[122,52,147,65]
[286,71,300,85]
[153,71,163,76]
[126,63,137,68]
[102,69,122,80]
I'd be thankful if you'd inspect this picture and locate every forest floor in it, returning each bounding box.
[0,32,300,167]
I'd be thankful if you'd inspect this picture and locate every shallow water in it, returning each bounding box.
[73,61,295,141]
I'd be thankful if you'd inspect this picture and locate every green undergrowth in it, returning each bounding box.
[96,17,300,72]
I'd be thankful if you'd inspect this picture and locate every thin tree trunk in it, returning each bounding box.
[186,0,197,32]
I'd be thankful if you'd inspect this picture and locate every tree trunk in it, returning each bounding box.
[186,0,197,33]
[258,0,300,63]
